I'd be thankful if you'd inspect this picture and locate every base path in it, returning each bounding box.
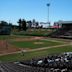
[27,44,71,52]
[0,43,71,56]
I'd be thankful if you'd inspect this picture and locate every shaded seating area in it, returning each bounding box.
[50,21,72,39]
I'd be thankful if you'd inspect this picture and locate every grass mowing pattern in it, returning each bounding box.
[0,45,72,62]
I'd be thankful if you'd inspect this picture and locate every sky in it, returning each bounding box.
[0,0,72,25]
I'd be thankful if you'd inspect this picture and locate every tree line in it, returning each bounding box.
[0,18,43,32]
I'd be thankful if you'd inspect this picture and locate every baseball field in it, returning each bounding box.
[0,35,72,62]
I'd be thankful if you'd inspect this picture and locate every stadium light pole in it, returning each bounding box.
[47,3,50,27]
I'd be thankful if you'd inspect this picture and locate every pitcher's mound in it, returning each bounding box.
[34,42,44,44]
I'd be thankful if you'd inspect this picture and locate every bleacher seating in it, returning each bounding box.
[0,52,72,72]
[50,27,72,39]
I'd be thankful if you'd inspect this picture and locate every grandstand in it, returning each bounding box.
[0,52,72,72]
[50,21,72,39]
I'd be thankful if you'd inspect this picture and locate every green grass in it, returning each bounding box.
[0,35,34,40]
[0,35,10,40]
[0,35,71,62]
[12,29,52,36]
[11,40,63,49]
[0,45,72,62]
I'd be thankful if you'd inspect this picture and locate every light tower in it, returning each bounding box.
[47,3,50,27]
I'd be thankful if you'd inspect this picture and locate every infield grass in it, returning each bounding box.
[0,45,72,62]
[11,40,63,49]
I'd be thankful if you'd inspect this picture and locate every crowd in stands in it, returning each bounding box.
[0,52,72,72]
[19,52,72,72]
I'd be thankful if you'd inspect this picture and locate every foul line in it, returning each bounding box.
[0,43,71,56]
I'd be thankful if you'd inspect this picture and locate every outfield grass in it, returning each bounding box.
[11,40,63,49]
[0,45,72,62]
[12,29,52,36]
[0,35,33,40]
[0,35,10,40]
